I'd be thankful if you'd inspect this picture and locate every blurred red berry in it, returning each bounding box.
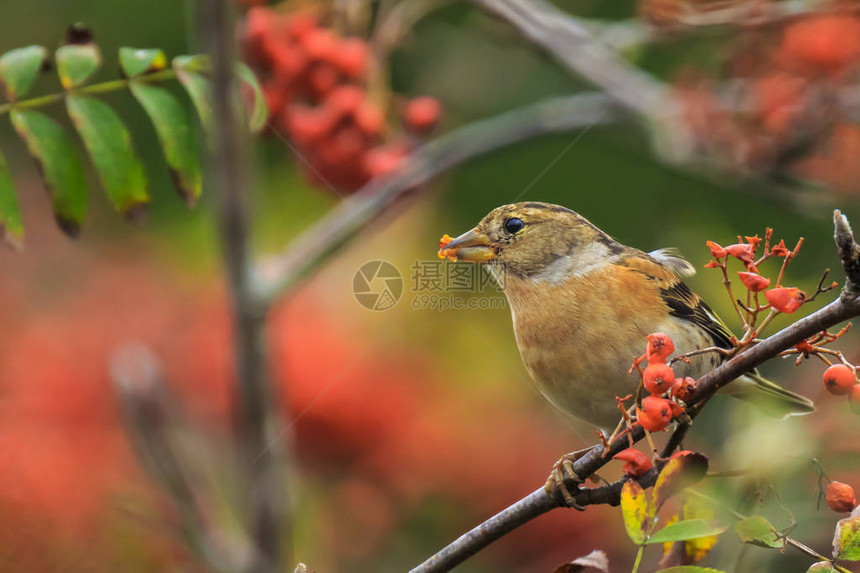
[334,37,369,79]
[404,96,442,134]
[637,396,674,432]
[355,102,385,137]
[765,287,806,314]
[284,11,318,41]
[826,481,857,513]
[324,85,364,118]
[364,146,406,178]
[302,28,337,61]
[613,448,652,478]
[823,364,855,396]
[781,14,860,77]
[671,377,697,402]
[737,271,771,292]
[287,105,337,144]
[643,363,675,395]
[646,332,675,363]
[753,73,806,137]
[307,63,340,97]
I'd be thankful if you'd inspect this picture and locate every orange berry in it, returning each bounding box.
[781,14,860,77]
[671,376,697,402]
[613,448,652,478]
[404,96,442,134]
[823,364,855,396]
[354,102,385,137]
[724,243,755,264]
[643,363,675,395]
[706,241,727,259]
[826,481,857,513]
[765,287,806,314]
[646,332,675,363]
[737,271,771,293]
[637,396,674,432]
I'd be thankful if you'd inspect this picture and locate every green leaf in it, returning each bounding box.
[654,452,709,510]
[129,80,201,205]
[0,150,23,248]
[9,109,87,235]
[646,519,727,545]
[807,562,837,572]
[0,45,49,100]
[235,62,267,133]
[621,480,652,545]
[734,515,782,549]
[66,95,149,219]
[833,514,860,561]
[173,55,212,130]
[119,47,168,78]
[56,43,101,89]
[173,55,268,132]
[657,565,723,573]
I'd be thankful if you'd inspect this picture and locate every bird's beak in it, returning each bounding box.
[438,229,496,262]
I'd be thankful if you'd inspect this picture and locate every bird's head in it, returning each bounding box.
[439,202,621,281]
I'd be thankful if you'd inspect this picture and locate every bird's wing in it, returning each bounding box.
[616,252,734,350]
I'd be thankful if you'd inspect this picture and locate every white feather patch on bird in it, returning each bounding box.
[533,241,612,283]
[649,248,696,277]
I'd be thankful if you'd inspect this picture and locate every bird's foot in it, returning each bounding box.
[544,446,599,510]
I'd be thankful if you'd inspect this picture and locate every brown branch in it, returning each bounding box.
[251,93,622,304]
[200,0,289,570]
[409,210,860,573]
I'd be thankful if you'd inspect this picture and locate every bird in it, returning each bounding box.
[438,201,814,497]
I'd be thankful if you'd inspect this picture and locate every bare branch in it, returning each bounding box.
[470,0,670,119]
[200,0,289,570]
[252,93,622,303]
[409,212,860,573]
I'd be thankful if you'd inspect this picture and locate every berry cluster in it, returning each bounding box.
[672,9,860,189]
[705,230,811,320]
[242,6,442,192]
[630,333,697,433]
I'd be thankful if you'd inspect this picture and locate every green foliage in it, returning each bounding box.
[645,519,727,545]
[833,513,860,561]
[0,27,267,248]
[621,480,652,545]
[734,515,783,549]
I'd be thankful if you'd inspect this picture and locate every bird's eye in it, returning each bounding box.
[504,217,525,234]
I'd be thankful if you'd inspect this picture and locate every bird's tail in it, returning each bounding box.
[722,371,815,418]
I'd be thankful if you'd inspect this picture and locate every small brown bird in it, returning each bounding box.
[440,202,814,430]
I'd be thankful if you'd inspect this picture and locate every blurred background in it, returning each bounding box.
[1,0,860,571]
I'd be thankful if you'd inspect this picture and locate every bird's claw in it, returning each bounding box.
[545,448,595,510]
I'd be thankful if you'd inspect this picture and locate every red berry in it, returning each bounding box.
[302,28,337,62]
[286,105,337,144]
[823,364,856,396]
[781,15,860,77]
[613,448,652,478]
[317,126,366,166]
[826,481,857,513]
[354,101,385,137]
[284,11,318,41]
[404,96,442,134]
[334,37,369,79]
[636,396,674,432]
[765,287,806,314]
[706,241,727,259]
[724,243,755,264]
[671,377,697,402]
[643,363,675,395]
[324,85,364,118]
[306,63,340,98]
[646,332,675,363]
[737,271,771,293]
[363,145,406,178]
[271,45,308,79]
